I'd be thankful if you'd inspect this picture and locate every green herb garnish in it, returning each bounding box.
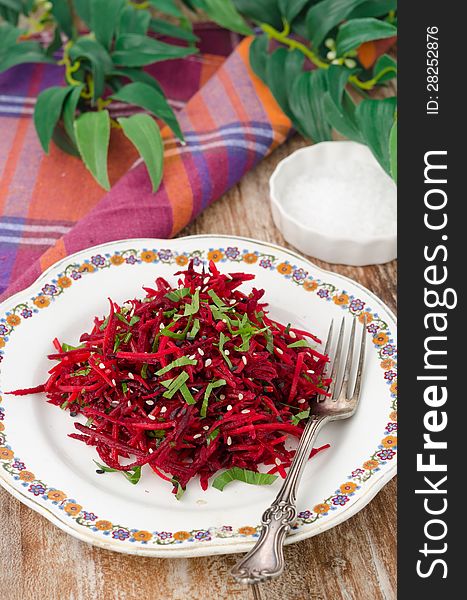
[291,409,310,425]
[287,340,309,348]
[201,379,226,418]
[155,356,197,376]
[212,468,278,491]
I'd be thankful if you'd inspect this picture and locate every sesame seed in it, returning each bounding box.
[224,349,230,355]
[145,400,154,406]
[298,399,306,404]
[238,393,244,400]
[220,394,226,400]
[193,433,202,439]
[222,319,227,324]
[198,348,205,356]
[203,425,209,431]
[229,299,236,305]
[127,400,131,407]
[227,404,232,411]
[159,323,165,330]
[99,363,105,370]
[289,331,297,339]
[160,406,167,414]
[205,358,212,367]
[242,356,247,365]
[111,379,116,386]
[189,354,196,360]
[128,372,135,379]
[111,400,119,407]
[148,414,156,421]
[241,409,250,414]
[276,347,284,355]
[148,448,154,454]
[203,276,210,285]
[191,387,199,393]
[227,436,232,446]
[275,458,281,466]
[225,274,233,280]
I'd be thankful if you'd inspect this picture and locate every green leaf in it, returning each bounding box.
[336,18,397,56]
[118,4,151,36]
[118,114,164,192]
[306,0,367,49]
[155,355,197,376]
[372,53,397,83]
[162,371,190,399]
[206,428,220,445]
[171,477,185,500]
[51,124,80,157]
[34,86,73,153]
[355,97,397,174]
[149,0,183,17]
[111,68,164,96]
[149,18,199,43]
[322,65,363,142]
[0,22,21,50]
[202,0,252,35]
[0,41,54,73]
[291,409,310,425]
[389,118,397,182]
[111,81,184,141]
[73,0,91,27]
[278,0,311,23]
[179,383,196,405]
[289,70,332,142]
[74,110,111,190]
[249,35,268,84]
[201,378,226,418]
[266,48,305,126]
[69,38,113,102]
[90,0,125,49]
[63,84,84,144]
[112,33,198,67]
[0,0,22,11]
[287,340,308,348]
[212,467,278,491]
[50,0,75,39]
[183,289,200,315]
[349,0,397,19]
[233,0,283,29]
[323,91,362,142]
[46,26,62,57]
[93,461,142,485]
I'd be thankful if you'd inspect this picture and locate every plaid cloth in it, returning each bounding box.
[1,32,291,300]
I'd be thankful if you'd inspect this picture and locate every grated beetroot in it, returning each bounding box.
[9,261,331,497]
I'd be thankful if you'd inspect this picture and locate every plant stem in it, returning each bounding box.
[260,23,329,70]
[259,23,393,92]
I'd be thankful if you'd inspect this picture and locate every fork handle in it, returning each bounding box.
[231,415,329,585]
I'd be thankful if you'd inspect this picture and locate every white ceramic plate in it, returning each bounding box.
[0,236,397,557]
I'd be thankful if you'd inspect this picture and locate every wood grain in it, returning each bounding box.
[0,134,397,600]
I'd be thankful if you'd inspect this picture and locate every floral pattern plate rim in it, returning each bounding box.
[0,235,397,557]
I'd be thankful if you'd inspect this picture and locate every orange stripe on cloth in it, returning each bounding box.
[28,129,138,222]
[199,53,225,87]
[236,38,291,147]
[39,237,67,273]
[0,65,45,213]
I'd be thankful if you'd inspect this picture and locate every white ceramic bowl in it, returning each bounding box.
[269,141,397,266]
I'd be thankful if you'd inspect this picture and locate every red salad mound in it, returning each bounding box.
[11,261,331,497]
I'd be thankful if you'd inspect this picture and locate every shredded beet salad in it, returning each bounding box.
[12,261,331,498]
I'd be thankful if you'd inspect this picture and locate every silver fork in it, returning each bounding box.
[231,316,366,585]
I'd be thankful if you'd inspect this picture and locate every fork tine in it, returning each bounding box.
[317,319,334,402]
[329,317,345,401]
[337,317,356,400]
[351,317,367,401]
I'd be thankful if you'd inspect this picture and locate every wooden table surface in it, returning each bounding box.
[0,134,397,600]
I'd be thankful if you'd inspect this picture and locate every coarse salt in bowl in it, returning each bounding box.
[269,141,397,266]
